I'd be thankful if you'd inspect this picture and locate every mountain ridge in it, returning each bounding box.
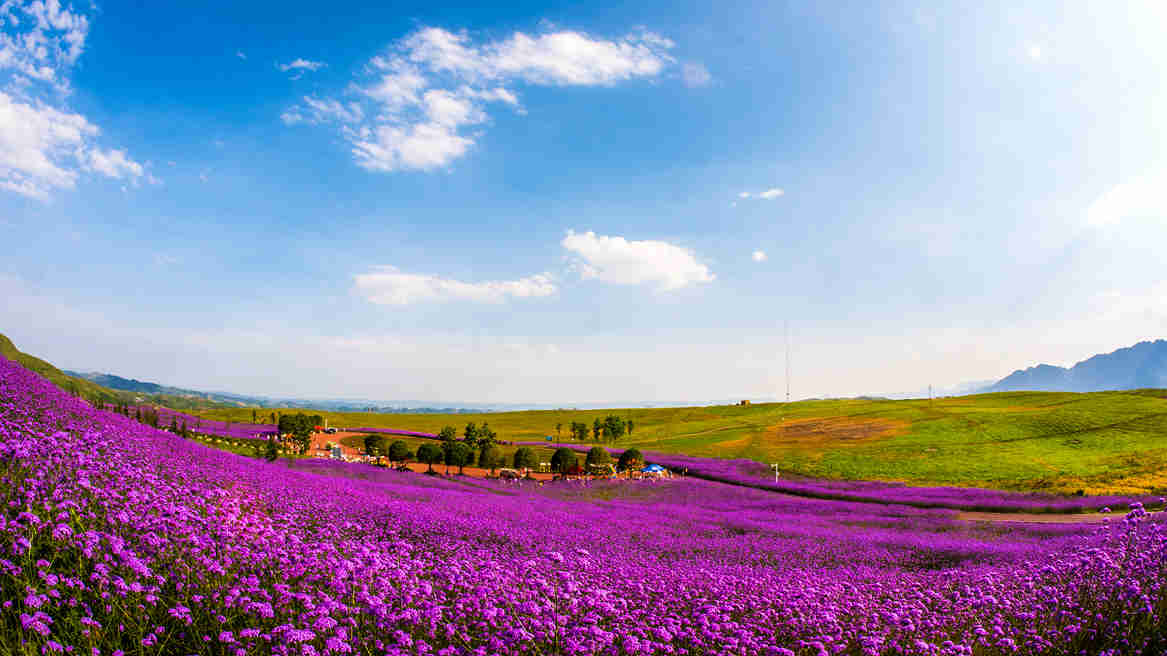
[985,339,1167,393]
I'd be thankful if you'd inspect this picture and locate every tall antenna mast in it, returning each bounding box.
[785,320,790,403]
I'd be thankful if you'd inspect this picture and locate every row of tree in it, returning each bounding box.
[555,416,635,443]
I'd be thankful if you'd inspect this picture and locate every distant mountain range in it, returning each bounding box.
[984,340,1167,393]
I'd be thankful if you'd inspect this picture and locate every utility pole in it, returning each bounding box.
[785,320,791,403]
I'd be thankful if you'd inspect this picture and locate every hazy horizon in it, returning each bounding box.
[3,1,1166,404]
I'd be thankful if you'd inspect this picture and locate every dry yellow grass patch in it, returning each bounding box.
[763,416,909,449]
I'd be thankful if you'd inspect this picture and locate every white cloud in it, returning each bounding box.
[561,230,714,291]
[0,0,90,89]
[0,2,146,200]
[236,50,247,60]
[278,58,326,75]
[348,122,473,171]
[286,26,675,172]
[1085,171,1167,227]
[1028,44,1042,60]
[354,266,557,305]
[752,250,767,262]
[681,61,711,87]
[739,188,784,200]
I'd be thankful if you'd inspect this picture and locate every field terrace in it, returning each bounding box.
[2,355,1167,655]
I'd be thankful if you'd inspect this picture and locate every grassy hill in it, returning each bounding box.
[0,332,231,410]
[193,390,1167,496]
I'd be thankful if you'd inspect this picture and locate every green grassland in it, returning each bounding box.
[193,390,1167,495]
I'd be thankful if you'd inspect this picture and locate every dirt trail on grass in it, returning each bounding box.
[957,511,1140,524]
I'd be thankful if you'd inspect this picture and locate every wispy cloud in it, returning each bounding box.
[284,26,675,172]
[281,96,364,126]
[739,188,784,200]
[236,50,247,60]
[681,61,711,87]
[561,230,713,291]
[354,266,557,305]
[278,58,326,79]
[752,250,767,262]
[1085,171,1167,228]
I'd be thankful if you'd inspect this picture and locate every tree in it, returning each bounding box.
[388,440,411,465]
[476,422,497,450]
[627,419,634,436]
[270,412,277,424]
[592,418,601,441]
[180,420,189,438]
[555,422,562,440]
[463,422,479,446]
[617,448,644,472]
[602,415,625,442]
[586,446,612,470]
[551,447,578,475]
[478,444,502,473]
[438,426,458,474]
[513,447,538,471]
[252,409,258,423]
[416,443,442,473]
[570,422,589,441]
[445,441,472,475]
[278,413,316,454]
[264,435,279,462]
[364,434,388,459]
[169,417,179,433]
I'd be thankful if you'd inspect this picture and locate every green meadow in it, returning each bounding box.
[192,389,1167,495]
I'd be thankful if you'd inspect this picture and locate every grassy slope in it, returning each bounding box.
[0,332,234,410]
[195,390,1167,495]
[0,333,122,403]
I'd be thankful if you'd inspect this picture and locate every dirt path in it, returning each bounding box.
[956,510,1142,524]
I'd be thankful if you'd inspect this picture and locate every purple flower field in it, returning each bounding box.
[137,406,277,440]
[3,356,1167,655]
[521,443,1158,515]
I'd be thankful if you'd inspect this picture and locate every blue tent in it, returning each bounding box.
[640,464,666,473]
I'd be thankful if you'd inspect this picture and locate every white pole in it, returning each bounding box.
[785,320,790,403]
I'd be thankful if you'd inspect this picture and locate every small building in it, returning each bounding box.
[739,399,751,406]
[330,445,343,460]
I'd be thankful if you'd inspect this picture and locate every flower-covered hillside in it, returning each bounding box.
[1,355,1165,655]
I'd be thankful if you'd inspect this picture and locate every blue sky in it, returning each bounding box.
[2,0,1166,404]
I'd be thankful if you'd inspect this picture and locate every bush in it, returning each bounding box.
[551,447,578,475]
[586,446,612,469]
[365,434,388,457]
[617,448,644,472]
[388,440,411,464]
